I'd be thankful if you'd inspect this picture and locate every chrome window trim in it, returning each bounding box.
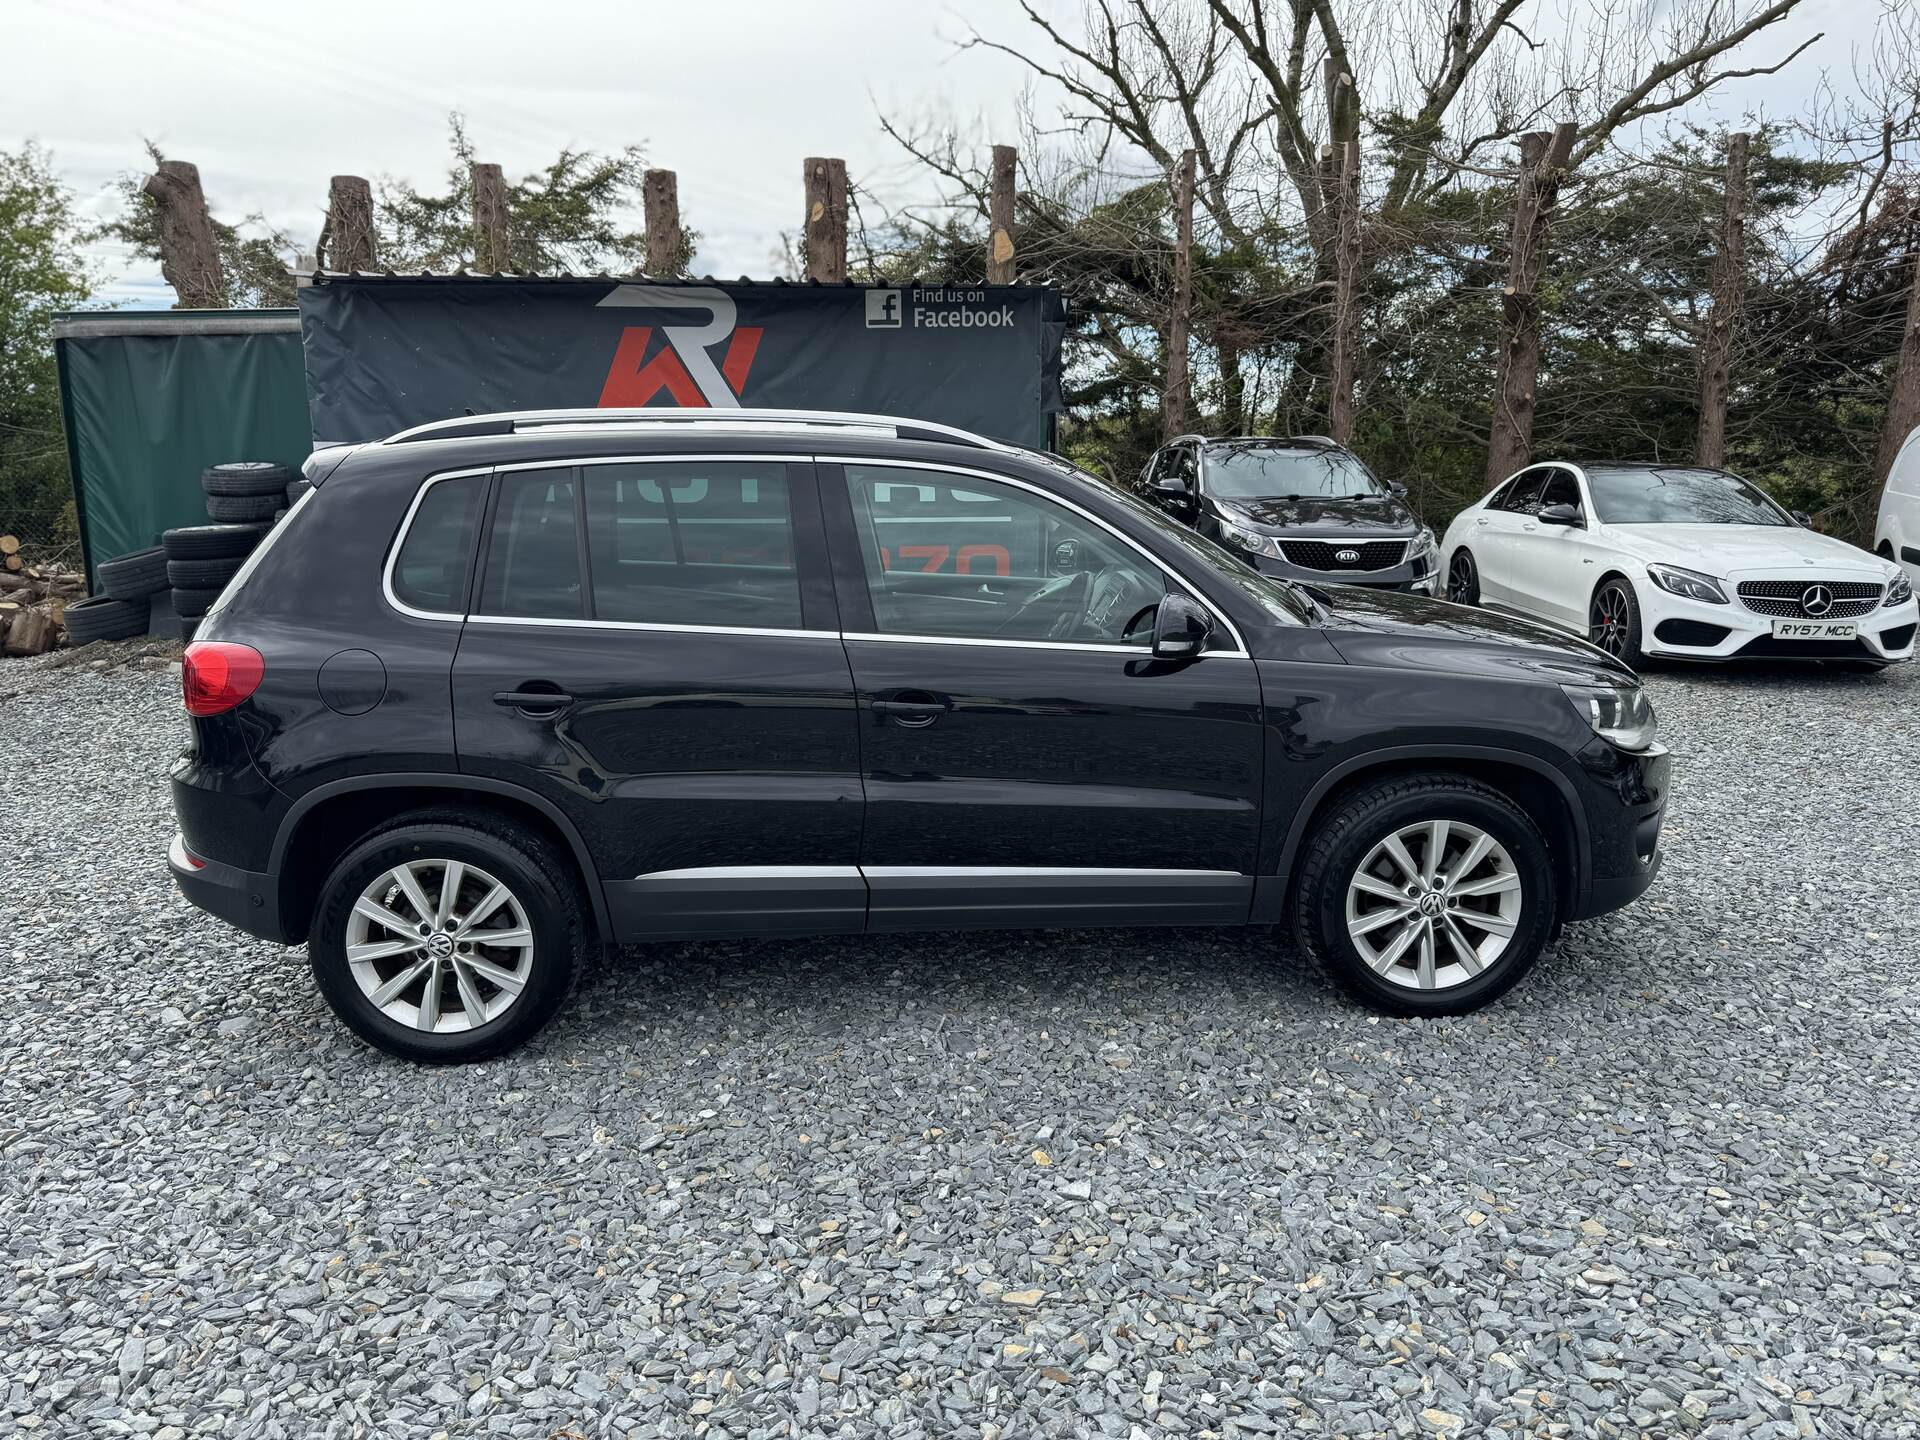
[382,466,493,623]
[823,455,1251,656]
[384,451,1255,657]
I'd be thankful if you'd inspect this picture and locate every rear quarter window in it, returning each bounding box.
[392,473,486,615]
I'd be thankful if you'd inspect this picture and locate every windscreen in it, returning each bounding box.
[1204,444,1386,501]
[1587,466,1790,526]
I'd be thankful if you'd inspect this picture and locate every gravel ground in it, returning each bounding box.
[2,645,1916,1440]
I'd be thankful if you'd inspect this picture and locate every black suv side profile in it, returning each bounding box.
[170,409,1667,1062]
[1145,434,1438,593]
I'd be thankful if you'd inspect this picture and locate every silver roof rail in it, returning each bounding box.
[382,407,1009,450]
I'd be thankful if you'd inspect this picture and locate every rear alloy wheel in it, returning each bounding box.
[1292,773,1557,1015]
[309,816,588,1062]
[1446,549,1480,605]
[1588,577,1644,668]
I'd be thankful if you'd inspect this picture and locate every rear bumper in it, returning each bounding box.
[168,832,290,943]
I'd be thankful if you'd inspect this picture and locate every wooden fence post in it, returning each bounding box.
[471,162,508,273]
[803,157,848,283]
[987,144,1017,284]
[142,160,226,308]
[644,169,681,276]
[321,175,378,272]
[1486,123,1577,488]
[1326,139,1363,444]
[1696,132,1750,468]
[1163,148,1197,441]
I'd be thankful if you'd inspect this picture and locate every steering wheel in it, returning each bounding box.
[1086,565,1161,643]
[998,570,1091,639]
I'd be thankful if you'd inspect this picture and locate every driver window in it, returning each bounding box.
[842,465,1168,645]
[1538,469,1582,512]
[1500,469,1551,516]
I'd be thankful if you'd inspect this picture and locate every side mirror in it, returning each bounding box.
[1791,510,1812,526]
[1388,481,1408,497]
[1151,592,1212,659]
[1151,475,1193,499]
[1538,503,1583,528]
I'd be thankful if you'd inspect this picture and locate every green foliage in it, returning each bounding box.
[0,143,91,551]
[104,143,296,308]
[376,116,695,275]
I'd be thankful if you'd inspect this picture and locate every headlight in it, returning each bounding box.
[1409,526,1437,559]
[1218,518,1284,559]
[1645,563,1727,604]
[1886,571,1913,607]
[1562,683,1658,752]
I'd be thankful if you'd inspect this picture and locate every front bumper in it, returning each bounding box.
[1244,551,1438,594]
[1641,585,1918,664]
[168,832,289,943]
[1565,740,1670,922]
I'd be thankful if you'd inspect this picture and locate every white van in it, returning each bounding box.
[1878,427,1920,586]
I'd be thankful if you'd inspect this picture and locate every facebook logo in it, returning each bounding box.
[865,289,903,328]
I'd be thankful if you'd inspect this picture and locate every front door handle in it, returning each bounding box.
[494,687,574,714]
[872,691,950,727]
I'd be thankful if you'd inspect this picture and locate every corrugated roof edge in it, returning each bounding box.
[296,268,1063,294]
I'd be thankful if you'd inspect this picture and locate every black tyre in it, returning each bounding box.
[162,523,270,561]
[201,461,293,497]
[1291,772,1558,1016]
[285,477,313,505]
[178,617,198,644]
[63,594,149,644]
[206,493,282,523]
[166,555,246,589]
[308,813,590,1063]
[1446,548,1480,606]
[171,586,222,619]
[98,546,170,601]
[1588,576,1644,668]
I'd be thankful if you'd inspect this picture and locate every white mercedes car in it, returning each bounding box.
[1441,461,1917,670]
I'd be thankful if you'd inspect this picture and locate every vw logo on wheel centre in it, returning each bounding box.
[1800,584,1834,617]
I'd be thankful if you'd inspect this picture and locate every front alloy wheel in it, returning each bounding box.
[1344,820,1521,990]
[1588,578,1643,666]
[1291,773,1558,1015]
[1447,550,1480,605]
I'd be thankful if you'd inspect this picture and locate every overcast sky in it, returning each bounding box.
[4,0,1883,308]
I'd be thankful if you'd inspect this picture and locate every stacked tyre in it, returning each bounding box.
[67,544,172,646]
[162,524,269,641]
[202,461,291,523]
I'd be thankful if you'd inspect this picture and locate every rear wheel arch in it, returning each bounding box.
[273,777,611,944]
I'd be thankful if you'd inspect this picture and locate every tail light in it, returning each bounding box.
[182,641,265,716]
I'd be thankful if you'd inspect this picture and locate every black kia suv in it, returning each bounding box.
[169,409,1667,1062]
[1145,435,1438,593]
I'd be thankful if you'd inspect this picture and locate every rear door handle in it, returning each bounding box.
[872,691,950,727]
[494,688,574,713]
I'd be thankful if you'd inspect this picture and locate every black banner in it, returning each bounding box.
[298,277,1066,448]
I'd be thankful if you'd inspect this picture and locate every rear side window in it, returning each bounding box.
[392,474,484,615]
[584,461,801,628]
[479,469,583,618]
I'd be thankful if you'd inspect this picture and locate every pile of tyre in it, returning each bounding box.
[72,461,307,647]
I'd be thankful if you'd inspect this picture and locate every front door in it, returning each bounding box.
[1472,467,1550,608]
[820,460,1265,930]
[1502,467,1594,630]
[449,455,865,941]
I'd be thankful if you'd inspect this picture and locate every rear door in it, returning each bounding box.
[820,458,1265,931]
[448,454,865,941]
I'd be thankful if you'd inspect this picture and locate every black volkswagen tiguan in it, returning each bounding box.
[169,409,1667,1062]
[1145,434,1438,593]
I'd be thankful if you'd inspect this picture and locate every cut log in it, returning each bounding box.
[3,555,21,573]
[0,535,20,554]
[2,607,54,658]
